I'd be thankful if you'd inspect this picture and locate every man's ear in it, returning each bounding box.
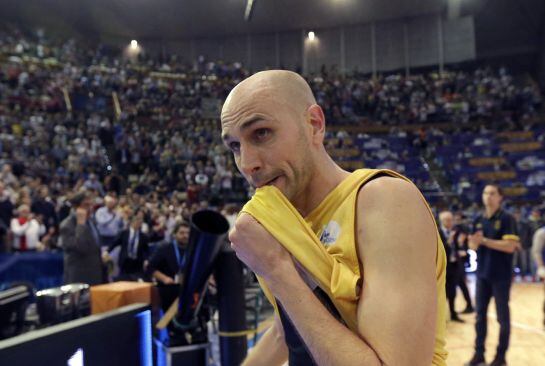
[307,104,326,144]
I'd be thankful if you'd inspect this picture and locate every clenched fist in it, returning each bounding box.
[229,213,295,282]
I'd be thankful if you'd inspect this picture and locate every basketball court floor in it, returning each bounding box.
[444,276,544,365]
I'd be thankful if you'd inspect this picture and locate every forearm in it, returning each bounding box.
[11,222,28,235]
[242,322,288,366]
[152,270,171,283]
[268,270,381,366]
[483,238,518,253]
[468,240,479,251]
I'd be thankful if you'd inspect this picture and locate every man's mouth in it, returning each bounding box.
[266,176,280,186]
[256,176,281,188]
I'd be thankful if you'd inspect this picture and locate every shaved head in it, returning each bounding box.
[221,70,316,127]
[219,69,349,213]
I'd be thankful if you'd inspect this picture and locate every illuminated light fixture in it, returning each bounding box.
[130,40,138,50]
[67,348,84,366]
[245,0,256,22]
[308,31,315,41]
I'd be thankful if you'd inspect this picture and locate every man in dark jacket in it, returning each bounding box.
[453,225,474,314]
[147,221,190,312]
[31,186,58,232]
[439,210,465,322]
[466,184,520,366]
[108,213,149,281]
[59,191,104,285]
[0,182,14,252]
[31,185,58,248]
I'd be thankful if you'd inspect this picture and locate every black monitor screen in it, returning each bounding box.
[0,303,152,366]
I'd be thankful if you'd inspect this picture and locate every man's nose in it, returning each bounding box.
[239,146,262,177]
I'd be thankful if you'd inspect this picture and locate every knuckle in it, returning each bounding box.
[235,214,252,230]
[228,229,237,242]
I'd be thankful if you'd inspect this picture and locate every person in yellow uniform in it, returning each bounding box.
[221,70,448,366]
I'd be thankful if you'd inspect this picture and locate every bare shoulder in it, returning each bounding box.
[356,176,436,257]
[357,176,421,210]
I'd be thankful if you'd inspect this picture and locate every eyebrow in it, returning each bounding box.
[221,116,266,142]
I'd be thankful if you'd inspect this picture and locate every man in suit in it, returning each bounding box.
[147,221,190,312]
[108,213,149,281]
[439,210,465,323]
[59,191,104,286]
[453,225,474,314]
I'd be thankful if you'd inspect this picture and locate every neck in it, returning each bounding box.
[291,153,350,217]
[485,206,499,218]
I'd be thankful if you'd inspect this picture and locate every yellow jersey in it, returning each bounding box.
[242,168,448,365]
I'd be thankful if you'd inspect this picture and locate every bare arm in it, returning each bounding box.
[468,237,480,251]
[265,177,437,365]
[481,238,520,254]
[152,270,175,285]
[470,229,520,254]
[242,314,288,366]
[355,177,437,365]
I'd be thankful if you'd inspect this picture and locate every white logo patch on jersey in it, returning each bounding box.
[319,221,341,246]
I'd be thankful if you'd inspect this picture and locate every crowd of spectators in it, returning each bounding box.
[309,66,542,127]
[0,25,544,281]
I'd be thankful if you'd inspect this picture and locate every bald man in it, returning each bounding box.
[94,195,123,247]
[222,70,447,366]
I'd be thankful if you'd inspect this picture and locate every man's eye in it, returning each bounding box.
[254,128,271,140]
[229,141,240,153]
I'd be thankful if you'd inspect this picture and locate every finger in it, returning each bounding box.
[228,233,237,245]
[233,251,247,265]
[236,212,259,228]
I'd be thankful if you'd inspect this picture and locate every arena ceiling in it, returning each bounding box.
[0,0,447,40]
